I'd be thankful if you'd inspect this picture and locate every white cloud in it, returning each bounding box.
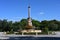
[39,12,44,15]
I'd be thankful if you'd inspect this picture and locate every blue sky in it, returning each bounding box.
[0,0,60,21]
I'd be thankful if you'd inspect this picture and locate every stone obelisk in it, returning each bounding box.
[26,5,33,29]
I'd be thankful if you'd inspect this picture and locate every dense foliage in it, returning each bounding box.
[0,19,60,32]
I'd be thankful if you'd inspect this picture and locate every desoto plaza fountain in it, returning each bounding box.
[21,5,41,35]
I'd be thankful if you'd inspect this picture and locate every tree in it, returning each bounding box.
[0,19,60,32]
[2,19,8,31]
[32,19,40,29]
[7,21,13,31]
[20,19,27,29]
[40,20,49,30]
[12,22,21,31]
[48,23,58,31]
[0,20,2,31]
[42,27,49,34]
